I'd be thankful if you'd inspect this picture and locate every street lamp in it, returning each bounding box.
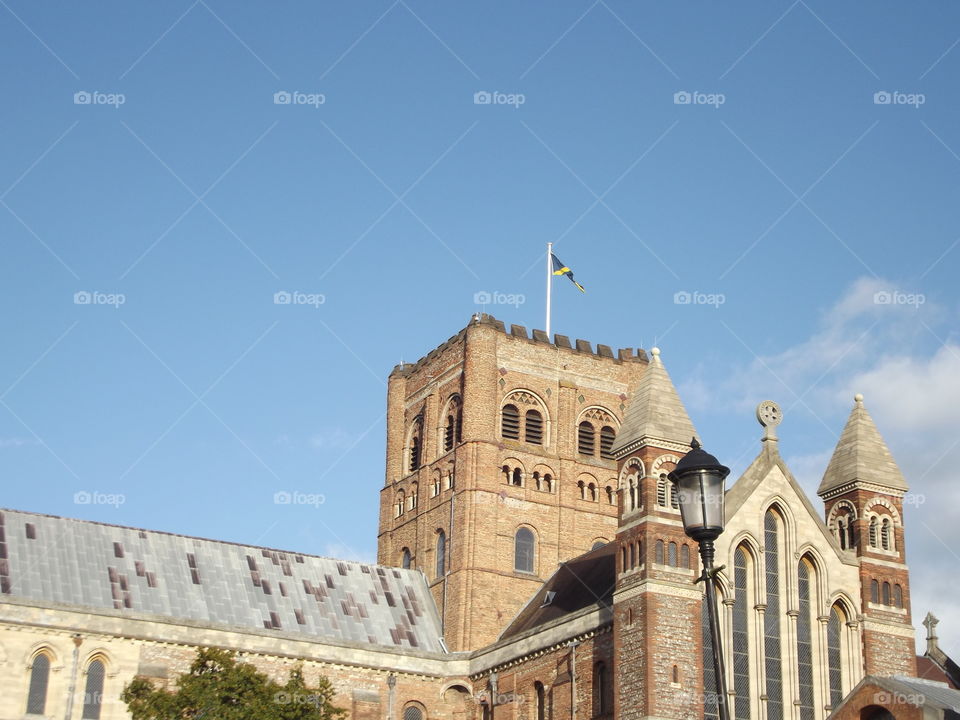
[668,438,731,720]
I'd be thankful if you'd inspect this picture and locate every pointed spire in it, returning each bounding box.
[818,394,907,497]
[610,347,698,457]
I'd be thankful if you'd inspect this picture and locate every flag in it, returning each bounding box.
[551,253,585,293]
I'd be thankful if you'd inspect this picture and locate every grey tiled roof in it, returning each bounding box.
[0,509,444,654]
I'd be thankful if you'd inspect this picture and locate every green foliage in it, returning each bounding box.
[121,647,346,720]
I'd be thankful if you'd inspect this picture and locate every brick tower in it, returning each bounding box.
[609,347,706,720]
[818,394,917,676]
[377,314,650,651]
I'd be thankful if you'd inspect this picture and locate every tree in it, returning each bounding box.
[121,647,346,720]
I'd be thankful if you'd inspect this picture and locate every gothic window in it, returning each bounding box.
[764,510,784,720]
[894,584,903,608]
[881,518,892,551]
[27,651,51,715]
[882,581,891,605]
[628,480,636,510]
[733,546,751,720]
[657,475,668,507]
[827,605,845,707]
[668,541,678,567]
[578,421,596,455]
[593,662,610,716]
[525,410,544,444]
[443,395,463,452]
[515,527,535,573]
[868,516,878,547]
[797,560,815,720]
[501,404,520,440]
[407,416,423,473]
[681,544,690,569]
[655,540,664,564]
[535,681,546,720]
[401,548,411,569]
[436,531,446,578]
[703,590,719,720]
[600,426,616,459]
[871,579,879,603]
[82,658,105,719]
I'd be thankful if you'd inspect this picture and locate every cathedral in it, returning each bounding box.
[2,313,958,720]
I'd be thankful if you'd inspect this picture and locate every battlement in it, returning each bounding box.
[390,313,649,377]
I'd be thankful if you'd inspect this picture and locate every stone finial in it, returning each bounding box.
[924,612,940,654]
[756,401,782,443]
[855,393,864,404]
[650,347,661,361]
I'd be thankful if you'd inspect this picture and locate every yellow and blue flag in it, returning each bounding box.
[551,253,585,293]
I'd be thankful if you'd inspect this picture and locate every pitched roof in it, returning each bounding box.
[499,542,615,640]
[0,508,445,654]
[818,395,907,496]
[610,347,697,457]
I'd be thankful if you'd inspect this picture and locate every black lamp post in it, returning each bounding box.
[668,438,731,720]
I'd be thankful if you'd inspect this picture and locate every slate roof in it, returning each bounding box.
[500,542,615,640]
[0,508,445,654]
[818,395,907,496]
[610,348,697,457]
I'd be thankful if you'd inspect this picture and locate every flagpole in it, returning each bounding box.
[545,242,553,338]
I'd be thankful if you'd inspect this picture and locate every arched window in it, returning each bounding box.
[868,516,878,547]
[436,531,446,578]
[512,468,523,487]
[501,404,520,440]
[837,516,848,550]
[407,416,423,473]
[593,661,610,716]
[881,518,892,550]
[847,519,856,549]
[592,540,606,551]
[764,510,784,720]
[443,395,463,452]
[882,581,891,605]
[628,479,636,510]
[672,665,680,684]
[409,481,419,510]
[403,705,424,720]
[525,410,544,445]
[605,486,614,504]
[27,652,51,715]
[668,541,677,567]
[535,681,546,720]
[657,475,668,506]
[629,542,636,568]
[395,491,405,518]
[797,560,815,720]
[828,605,845,707]
[655,540,664,565]
[894,584,903,608]
[733,547,751,720]
[599,426,616,459]
[680,544,690,569]
[589,483,598,502]
[578,480,586,500]
[401,548,411,569]
[871,579,879,603]
[515,527,535,573]
[82,658,105,719]
[578,421,596,455]
[543,473,553,492]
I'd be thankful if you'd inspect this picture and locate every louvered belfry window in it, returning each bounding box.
[827,606,844,707]
[578,421,595,455]
[797,562,815,720]
[764,511,784,720]
[733,547,751,720]
[599,425,616,458]
[501,404,520,440]
[525,409,543,445]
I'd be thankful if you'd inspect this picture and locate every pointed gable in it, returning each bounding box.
[818,394,907,497]
[610,347,697,457]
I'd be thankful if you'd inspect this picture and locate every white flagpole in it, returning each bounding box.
[545,242,553,338]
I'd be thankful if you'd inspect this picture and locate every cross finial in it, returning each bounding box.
[924,612,940,654]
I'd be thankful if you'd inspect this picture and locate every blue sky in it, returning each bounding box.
[2,1,959,649]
